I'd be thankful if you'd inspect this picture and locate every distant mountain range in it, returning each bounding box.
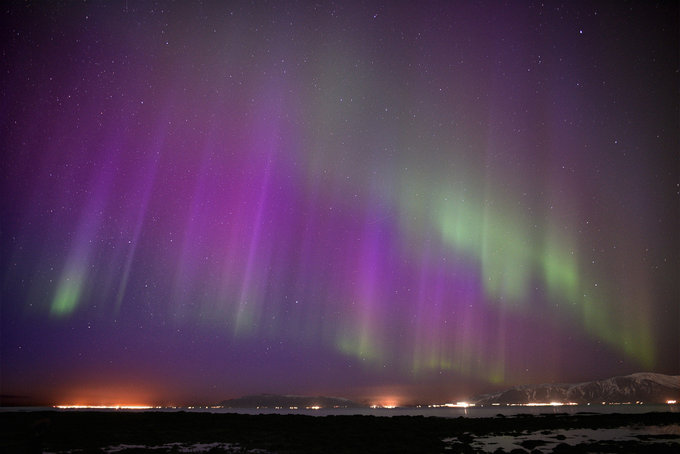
[219,394,363,409]
[473,372,679,405]
[218,373,679,408]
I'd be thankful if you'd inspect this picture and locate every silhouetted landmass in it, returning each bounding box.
[474,372,680,405]
[0,395,30,406]
[1,410,679,453]
[219,393,363,408]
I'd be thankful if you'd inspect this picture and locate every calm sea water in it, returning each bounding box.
[3,404,677,418]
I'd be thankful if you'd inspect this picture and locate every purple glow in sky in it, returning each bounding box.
[1,1,678,406]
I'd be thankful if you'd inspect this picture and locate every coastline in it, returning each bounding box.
[2,402,677,417]
[2,409,679,453]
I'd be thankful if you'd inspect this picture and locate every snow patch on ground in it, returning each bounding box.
[444,424,680,453]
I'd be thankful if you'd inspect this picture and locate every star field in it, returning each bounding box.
[1,1,678,406]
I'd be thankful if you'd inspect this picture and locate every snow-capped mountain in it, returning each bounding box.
[473,373,679,405]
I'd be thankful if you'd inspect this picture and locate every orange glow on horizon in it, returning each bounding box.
[369,396,402,408]
[353,384,411,408]
[55,404,155,410]
[51,381,165,408]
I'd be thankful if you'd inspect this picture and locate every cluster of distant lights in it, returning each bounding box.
[54,405,158,410]
[54,404,336,410]
[54,400,678,410]
[428,400,679,407]
[426,402,475,408]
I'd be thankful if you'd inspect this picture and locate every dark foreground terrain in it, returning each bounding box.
[1,410,678,453]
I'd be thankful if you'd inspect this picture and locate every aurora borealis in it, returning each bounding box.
[1,1,678,407]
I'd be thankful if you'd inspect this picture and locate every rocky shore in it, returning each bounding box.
[1,410,678,453]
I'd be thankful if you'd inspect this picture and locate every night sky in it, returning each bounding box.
[1,1,678,407]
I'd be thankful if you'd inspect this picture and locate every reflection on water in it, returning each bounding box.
[196,403,678,418]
